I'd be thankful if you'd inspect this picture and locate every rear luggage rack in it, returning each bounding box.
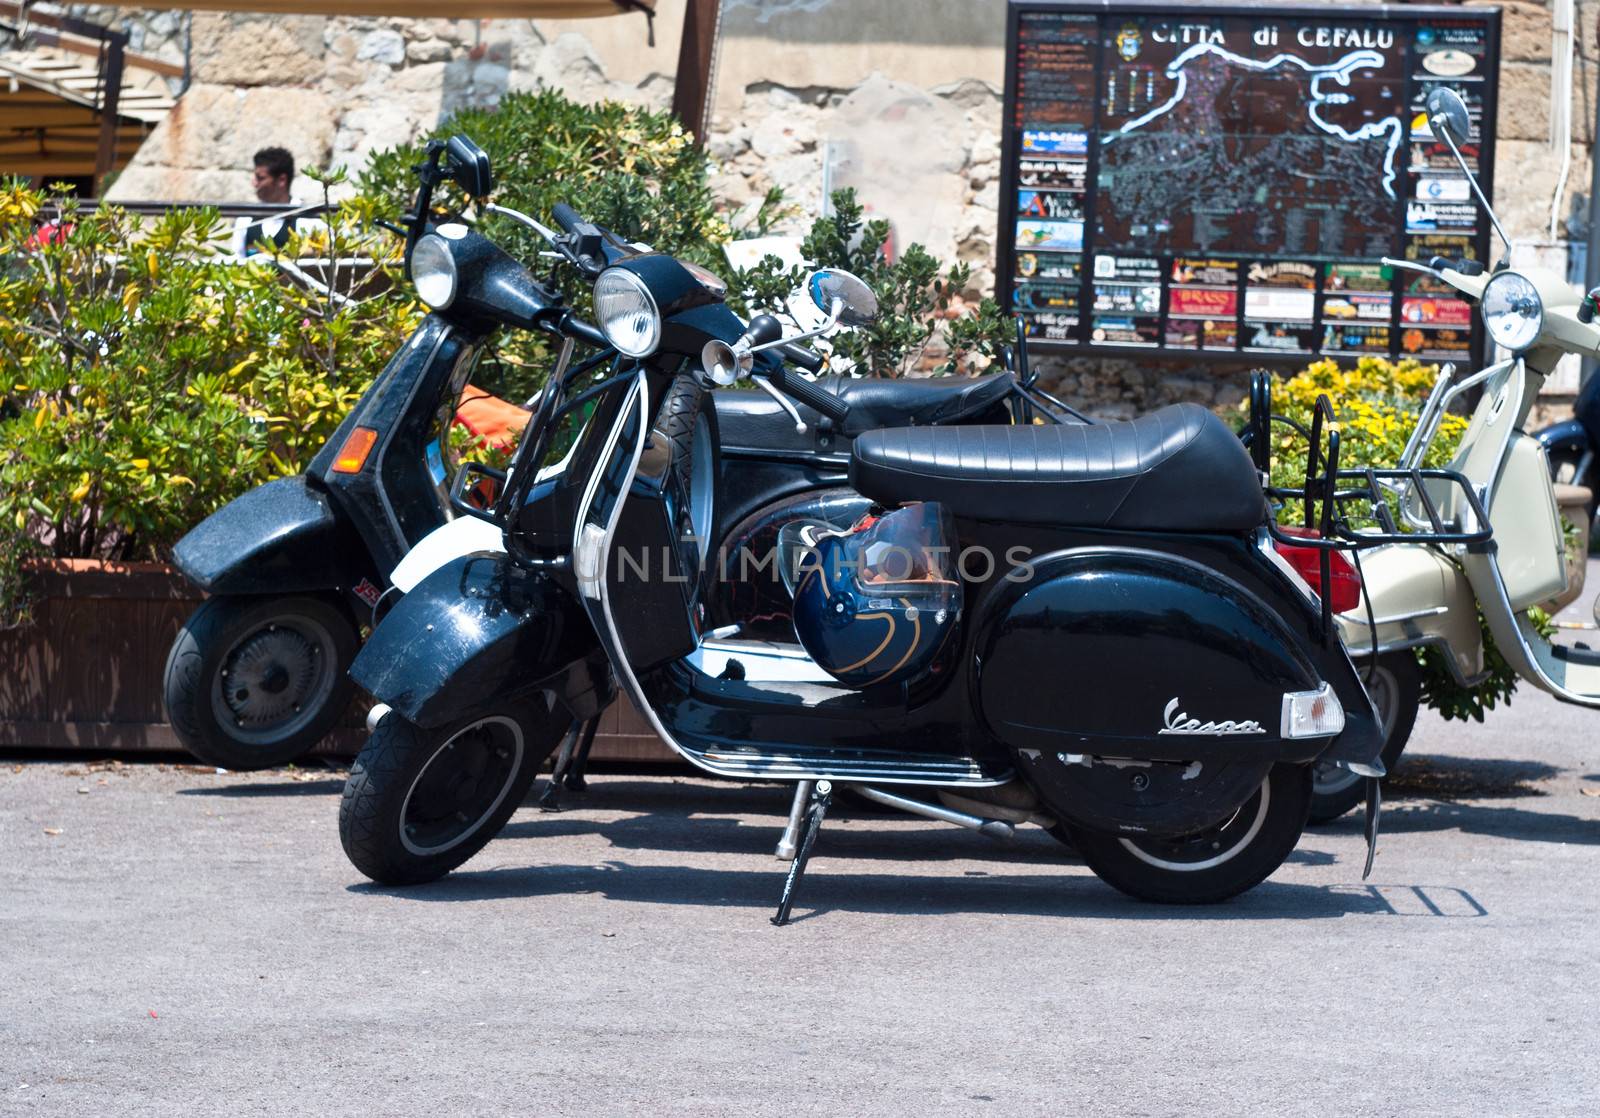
[1243,370,1493,640]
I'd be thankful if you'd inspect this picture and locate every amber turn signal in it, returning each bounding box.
[331,427,379,474]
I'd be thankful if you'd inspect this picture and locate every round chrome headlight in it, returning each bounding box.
[594,268,661,358]
[1481,271,1543,352]
[411,234,458,310]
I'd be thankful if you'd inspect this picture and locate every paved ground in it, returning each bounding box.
[4,683,1600,1117]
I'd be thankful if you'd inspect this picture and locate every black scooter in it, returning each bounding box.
[1536,357,1600,517]
[162,137,1044,771]
[338,196,1395,918]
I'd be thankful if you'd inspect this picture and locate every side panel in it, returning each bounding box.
[351,551,605,728]
[171,476,371,595]
[974,548,1328,764]
[1336,545,1485,684]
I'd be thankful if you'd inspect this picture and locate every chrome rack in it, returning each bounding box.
[1245,371,1493,641]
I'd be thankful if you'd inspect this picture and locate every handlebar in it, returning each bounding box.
[778,342,823,373]
[764,365,849,425]
[551,203,584,235]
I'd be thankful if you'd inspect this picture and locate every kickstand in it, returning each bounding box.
[1362,776,1382,880]
[562,715,600,792]
[772,780,832,927]
[775,780,815,861]
[539,719,584,812]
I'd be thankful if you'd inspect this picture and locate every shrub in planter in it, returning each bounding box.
[0,181,413,629]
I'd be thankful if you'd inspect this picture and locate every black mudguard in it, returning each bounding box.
[351,552,610,729]
[172,476,371,595]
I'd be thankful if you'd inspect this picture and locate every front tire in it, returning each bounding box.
[339,704,564,885]
[1308,652,1421,824]
[1068,763,1312,904]
[163,594,359,770]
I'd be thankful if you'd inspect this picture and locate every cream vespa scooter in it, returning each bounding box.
[1311,87,1600,820]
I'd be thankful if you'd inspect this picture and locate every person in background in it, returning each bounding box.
[251,146,295,205]
[232,147,310,257]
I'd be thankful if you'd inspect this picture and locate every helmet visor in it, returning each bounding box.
[847,503,960,590]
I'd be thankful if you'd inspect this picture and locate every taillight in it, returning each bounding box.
[331,426,379,474]
[1273,527,1362,614]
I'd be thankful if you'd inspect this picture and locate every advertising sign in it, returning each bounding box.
[1000,1,1500,363]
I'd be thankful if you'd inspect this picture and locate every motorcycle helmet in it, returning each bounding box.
[790,502,963,688]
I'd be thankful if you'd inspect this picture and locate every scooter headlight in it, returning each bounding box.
[594,267,661,357]
[411,234,458,310]
[1481,271,1543,352]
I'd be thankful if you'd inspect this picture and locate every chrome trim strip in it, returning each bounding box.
[1340,604,1451,628]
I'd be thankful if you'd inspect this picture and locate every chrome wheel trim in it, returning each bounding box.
[398,715,525,857]
[1313,662,1399,797]
[209,613,339,746]
[1116,778,1271,872]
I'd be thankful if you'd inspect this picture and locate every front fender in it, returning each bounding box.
[172,476,369,595]
[351,552,608,728]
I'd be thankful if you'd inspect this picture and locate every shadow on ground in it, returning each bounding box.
[1386,754,1556,801]
[177,777,347,798]
[348,860,1429,922]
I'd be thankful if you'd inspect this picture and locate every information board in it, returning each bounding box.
[998,1,1500,363]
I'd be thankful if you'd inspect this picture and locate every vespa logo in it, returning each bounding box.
[1158,697,1265,736]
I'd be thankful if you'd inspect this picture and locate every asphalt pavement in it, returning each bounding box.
[4,686,1600,1115]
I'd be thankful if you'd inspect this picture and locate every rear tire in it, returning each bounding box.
[339,704,564,885]
[1069,763,1312,904]
[163,594,358,770]
[1308,652,1420,824]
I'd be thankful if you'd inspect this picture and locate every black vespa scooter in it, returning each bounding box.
[163,139,1039,772]
[162,137,620,770]
[338,200,1403,917]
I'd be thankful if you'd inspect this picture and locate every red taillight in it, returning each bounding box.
[1273,527,1362,614]
[331,426,379,474]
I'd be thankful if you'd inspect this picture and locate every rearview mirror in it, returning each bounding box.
[446,135,494,199]
[1425,87,1472,147]
[806,269,878,326]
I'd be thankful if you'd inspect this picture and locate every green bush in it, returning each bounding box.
[733,188,1013,377]
[0,179,414,628]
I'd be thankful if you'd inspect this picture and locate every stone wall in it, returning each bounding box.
[46,1,1600,413]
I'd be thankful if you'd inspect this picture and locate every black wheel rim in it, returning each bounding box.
[209,612,339,746]
[399,716,525,856]
[1116,778,1271,872]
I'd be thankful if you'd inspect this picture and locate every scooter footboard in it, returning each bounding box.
[351,551,610,728]
[972,546,1382,769]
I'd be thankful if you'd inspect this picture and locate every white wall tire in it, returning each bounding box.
[1068,764,1313,904]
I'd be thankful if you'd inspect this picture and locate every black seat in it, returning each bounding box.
[824,372,1014,433]
[848,403,1266,532]
[715,372,1014,451]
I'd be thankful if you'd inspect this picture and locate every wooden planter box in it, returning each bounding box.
[0,559,673,763]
